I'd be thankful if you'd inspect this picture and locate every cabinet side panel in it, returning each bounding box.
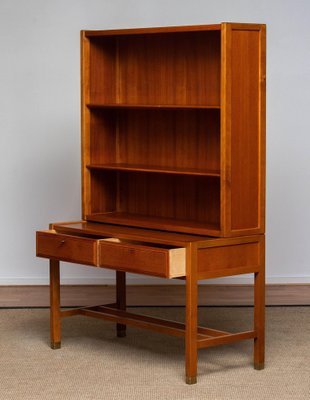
[197,240,260,279]
[230,29,263,231]
[81,32,91,218]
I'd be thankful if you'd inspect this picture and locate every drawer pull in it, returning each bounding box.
[60,240,65,244]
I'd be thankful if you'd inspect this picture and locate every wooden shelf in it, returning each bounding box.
[86,103,220,110]
[87,212,221,236]
[87,163,221,177]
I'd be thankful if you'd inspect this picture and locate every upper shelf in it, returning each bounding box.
[86,103,221,110]
[87,163,220,177]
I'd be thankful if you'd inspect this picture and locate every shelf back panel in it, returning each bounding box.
[89,109,220,171]
[89,37,117,104]
[88,31,220,106]
[118,172,220,226]
[90,170,117,214]
[118,109,220,170]
[88,171,220,232]
[90,110,117,164]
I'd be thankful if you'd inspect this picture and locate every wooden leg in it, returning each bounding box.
[254,237,265,369]
[50,259,61,349]
[116,271,126,337]
[185,244,198,384]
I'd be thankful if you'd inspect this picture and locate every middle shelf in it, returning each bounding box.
[86,163,220,177]
[86,103,221,110]
[86,108,221,173]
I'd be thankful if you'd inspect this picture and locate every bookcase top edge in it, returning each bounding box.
[82,24,222,37]
[82,23,266,37]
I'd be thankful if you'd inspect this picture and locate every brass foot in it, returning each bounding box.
[51,341,61,349]
[186,376,197,385]
[254,362,264,370]
[117,330,126,338]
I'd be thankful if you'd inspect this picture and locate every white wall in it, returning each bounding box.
[0,0,309,285]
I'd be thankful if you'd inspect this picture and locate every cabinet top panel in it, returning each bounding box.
[83,23,264,37]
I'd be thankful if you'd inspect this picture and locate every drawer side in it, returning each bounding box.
[198,242,260,278]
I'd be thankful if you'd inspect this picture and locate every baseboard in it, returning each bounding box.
[1,275,310,285]
[0,284,309,307]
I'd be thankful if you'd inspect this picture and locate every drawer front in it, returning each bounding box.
[36,231,98,266]
[99,240,185,278]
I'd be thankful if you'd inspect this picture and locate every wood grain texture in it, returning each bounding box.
[86,103,220,109]
[87,212,221,236]
[89,37,116,104]
[81,32,91,218]
[87,163,220,177]
[81,23,265,237]
[118,173,220,227]
[99,240,185,278]
[52,221,208,246]
[220,23,266,237]
[254,235,265,369]
[87,108,220,172]
[220,23,232,236]
[198,242,260,277]
[118,32,220,106]
[37,231,98,266]
[89,170,117,214]
[185,243,198,384]
[198,330,255,349]
[37,23,267,384]
[84,24,221,37]
[229,25,265,233]
[117,109,220,170]
[258,25,267,233]
[50,260,61,348]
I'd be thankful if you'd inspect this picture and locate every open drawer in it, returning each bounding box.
[36,230,186,278]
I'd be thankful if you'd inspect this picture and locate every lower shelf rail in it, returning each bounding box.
[60,305,256,347]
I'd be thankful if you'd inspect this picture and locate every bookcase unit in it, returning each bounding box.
[81,23,265,237]
[36,23,266,384]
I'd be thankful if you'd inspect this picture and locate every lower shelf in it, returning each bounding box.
[86,212,221,236]
[87,163,221,177]
[60,304,256,349]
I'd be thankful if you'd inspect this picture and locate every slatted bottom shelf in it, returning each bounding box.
[60,305,256,349]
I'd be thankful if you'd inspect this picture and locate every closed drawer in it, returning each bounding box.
[36,231,185,278]
[36,231,99,266]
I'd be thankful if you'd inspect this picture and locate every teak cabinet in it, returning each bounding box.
[36,23,266,384]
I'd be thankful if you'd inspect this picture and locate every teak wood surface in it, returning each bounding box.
[37,22,266,384]
[81,22,265,238]
[39,220,265,384]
